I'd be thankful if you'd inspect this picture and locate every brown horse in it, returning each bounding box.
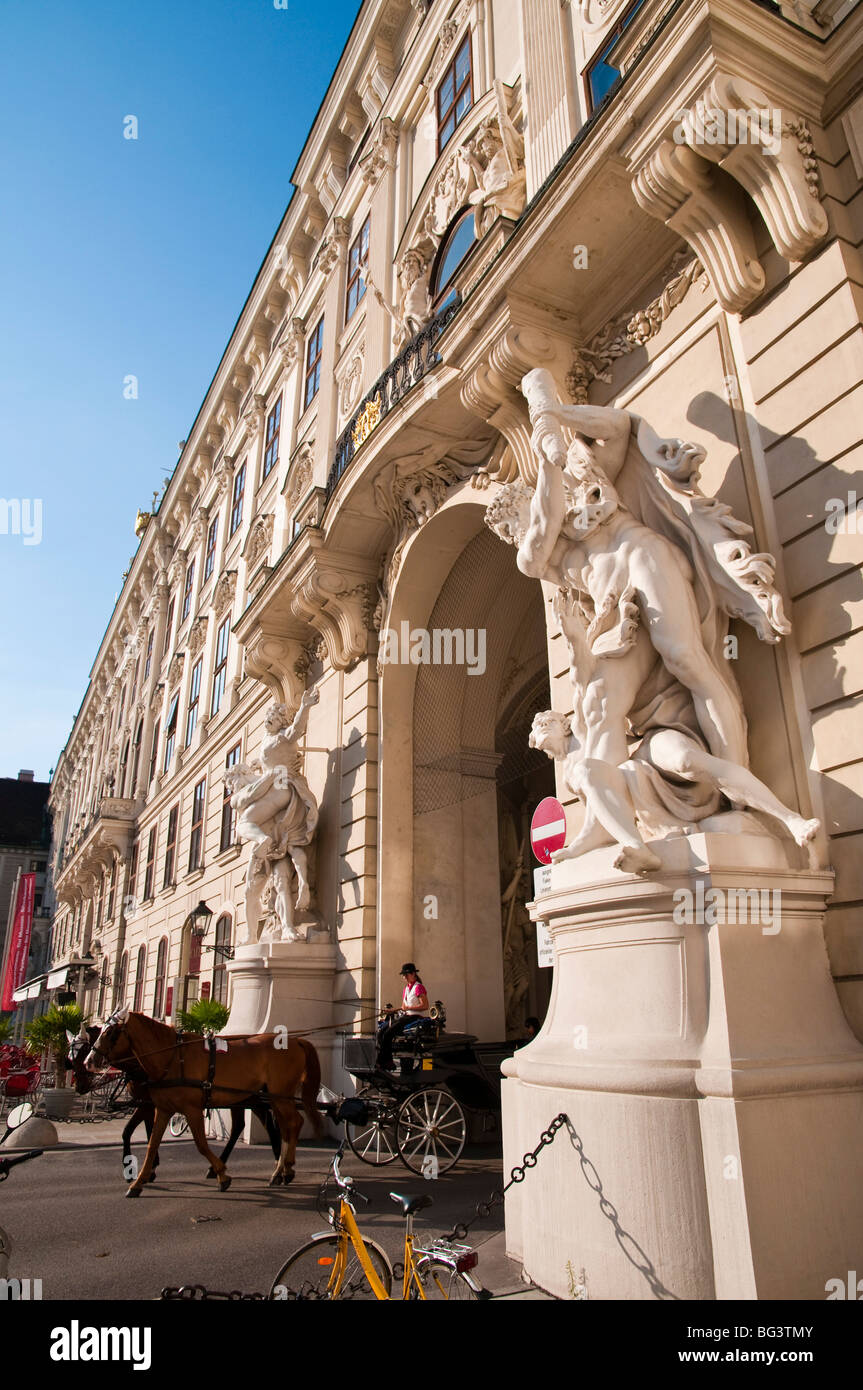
[85,1007,322,1198]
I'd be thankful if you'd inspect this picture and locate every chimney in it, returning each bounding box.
[18,770,35,782]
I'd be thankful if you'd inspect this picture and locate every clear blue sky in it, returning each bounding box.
[0,0,361,783]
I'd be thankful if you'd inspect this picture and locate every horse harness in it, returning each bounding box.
[102,1025,308,1108]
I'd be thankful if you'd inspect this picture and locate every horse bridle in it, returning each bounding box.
[90,1011,178,1078]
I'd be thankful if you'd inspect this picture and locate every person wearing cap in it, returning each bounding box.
[376,964,429,1070]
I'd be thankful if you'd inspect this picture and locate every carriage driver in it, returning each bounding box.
[376,964,429,1070]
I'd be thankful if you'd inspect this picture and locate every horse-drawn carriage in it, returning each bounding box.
[340,1004,517,1177]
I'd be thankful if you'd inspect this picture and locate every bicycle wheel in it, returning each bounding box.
[410,1258,478,1301]
[345,1086,399,1166]
[169,1113,189,1137]
[268,1235,393,1301]
[396,1088,466,1175]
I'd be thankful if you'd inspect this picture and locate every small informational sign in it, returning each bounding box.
[165,985,174,1019]
[200,980,211,1001]
[530,797,567,864]
[535,918,554,969]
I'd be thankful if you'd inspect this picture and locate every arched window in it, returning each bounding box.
[97,957,110,1018]
[118,739,130,797]
[130,718,143,794]
[212,915,232,1005]
[153,937,168,1018]
[133,945,146,1011]
[183,926,202,1011]
[432,210,475,310]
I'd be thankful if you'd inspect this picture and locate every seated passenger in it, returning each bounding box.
[376,964,429,1070]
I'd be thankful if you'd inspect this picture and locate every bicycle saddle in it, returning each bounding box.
[389,1192,434,1216]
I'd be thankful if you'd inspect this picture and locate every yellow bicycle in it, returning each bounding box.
[268,1142,487,1300]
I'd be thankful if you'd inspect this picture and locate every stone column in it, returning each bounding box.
[503,833,863,1299]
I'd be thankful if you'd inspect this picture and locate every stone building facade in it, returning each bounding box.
[48,0,863,1091]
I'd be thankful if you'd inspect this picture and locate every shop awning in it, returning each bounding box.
[46,967,69,989]
[11,974,47,1003]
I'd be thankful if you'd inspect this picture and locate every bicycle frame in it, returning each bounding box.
[322,1194,448,1300]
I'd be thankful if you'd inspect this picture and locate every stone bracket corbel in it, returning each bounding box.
[290,543,377,671]
[242,626,308,710]
[632,140,765,314]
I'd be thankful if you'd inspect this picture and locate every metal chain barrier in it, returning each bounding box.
[439,1113,569,1242]
[161,1285,267,1301]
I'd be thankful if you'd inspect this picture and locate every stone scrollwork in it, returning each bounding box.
[358,116,399,187]
[213,570,238,616]
[290,553,377,670]
[563,0,630,32]
[166,651,185,689]
[188,615,208,657]
[287,442,314,504]
[484,368,819,876]
[244,513,275,569]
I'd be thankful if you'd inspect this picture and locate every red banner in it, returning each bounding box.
[1,873,36,1012]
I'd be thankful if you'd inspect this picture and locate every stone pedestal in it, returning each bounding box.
[502,833,863,1300]
[224,941,338,1145]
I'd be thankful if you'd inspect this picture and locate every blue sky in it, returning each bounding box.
[0,0,361,783]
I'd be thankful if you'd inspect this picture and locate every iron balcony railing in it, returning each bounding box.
[325,295,462,500]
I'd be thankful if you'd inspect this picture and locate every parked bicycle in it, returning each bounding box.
[268,1141,488,1300]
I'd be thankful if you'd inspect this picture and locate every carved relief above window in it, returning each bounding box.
[243,513,274,569]
[213,570,237,617]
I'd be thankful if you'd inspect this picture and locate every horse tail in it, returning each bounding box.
[298,1038,323,1138]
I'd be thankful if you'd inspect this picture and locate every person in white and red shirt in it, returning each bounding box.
[376,964,429,1070]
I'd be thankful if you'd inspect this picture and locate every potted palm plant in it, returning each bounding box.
[24,1003,87,1120]
[177,999,231,1036]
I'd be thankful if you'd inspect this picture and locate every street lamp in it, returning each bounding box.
[185,900,214,939]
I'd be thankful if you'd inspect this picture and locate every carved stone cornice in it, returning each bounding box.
[242,628,307,709]
[166,651,185,689]
[289,543,377,670]
[243,512,274,568]
[359,117,399,187]
[188,615,208,657]
[213,570,237,616]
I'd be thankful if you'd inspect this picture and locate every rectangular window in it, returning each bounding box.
[230,462,246,536]
[143,826,157,901]
[346,217,370,321]
[107,859,117,920]
[128,839,139,908]
[163,596,175,659]
[584,0,646,111]
[437,32,472,152]
[144,630,154,680]
[204,516,218,581]
[164,692,179,772]
[211,616,231,717]
[163,804,178,888]
[182,559,195,621]
[304,316,325,410]
[185,657,202,747]
[148,719,160,786]
[263,397,282,479]
[221,742,241,851]
[189,778,206,872]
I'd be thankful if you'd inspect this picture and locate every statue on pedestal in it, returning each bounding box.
[485,368,819,874]
[226,689,319,942]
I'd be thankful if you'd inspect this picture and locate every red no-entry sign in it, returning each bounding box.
[530,797,567,864]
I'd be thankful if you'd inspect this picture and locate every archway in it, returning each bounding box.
[377,488,553,1039]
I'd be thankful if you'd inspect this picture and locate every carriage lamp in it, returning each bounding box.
[186,900,214,938]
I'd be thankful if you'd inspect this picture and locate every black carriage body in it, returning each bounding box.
[341,1030,515,1112]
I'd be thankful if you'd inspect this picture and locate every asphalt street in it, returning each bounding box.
[2,1133,534,1301]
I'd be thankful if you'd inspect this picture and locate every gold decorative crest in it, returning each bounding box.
[352,394,382,449]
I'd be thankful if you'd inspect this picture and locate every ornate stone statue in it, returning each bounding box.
[485,368,819,874]
[364,249,433,350]
[462,82,526,236]
[227,689,320,942]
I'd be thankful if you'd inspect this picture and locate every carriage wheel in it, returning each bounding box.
[396,1088,467,1176]
[345,1087,399,1166]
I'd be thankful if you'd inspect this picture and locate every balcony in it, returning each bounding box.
[57,797,137,887]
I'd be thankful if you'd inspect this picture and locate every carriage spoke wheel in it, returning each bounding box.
[396,1088,466,1175]
[345,1086,399,1166]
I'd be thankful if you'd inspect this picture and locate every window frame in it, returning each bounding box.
[148,719,160,787]
[144,629,154,680]
[345,216,370,322]
[182,558,196,622]
[163,596,176,659]
[436,31,473,154]
[153,937,168,1018]
[212,915,232,1004]
[164,691,179,773]
[143,826,156,902]
[263,397,282,480]
[128,839,139,909]
[583,0,646,113]
[188,777,206,873]
[304,316,325,410]
[221,742,242,852]
[211,616,231,718]
[185,657,203,747]
[163,803,179,889]
[204,516,219,581]
[133,945,147,1012]
[230,462,246,537]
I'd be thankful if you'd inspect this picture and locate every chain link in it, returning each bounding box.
[438,1113,569,1241]
[160,1285,267,1301]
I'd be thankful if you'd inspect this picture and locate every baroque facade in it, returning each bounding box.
[48,0,863,1089]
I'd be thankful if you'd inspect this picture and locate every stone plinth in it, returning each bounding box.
[503,833,863,1300]
[224,941,338,1145]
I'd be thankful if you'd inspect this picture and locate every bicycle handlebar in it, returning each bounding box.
[0,1149,44,1180]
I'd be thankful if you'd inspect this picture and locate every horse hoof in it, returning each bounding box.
[206,1168,217,1179]
[126,1187,142,1199]
[282,1170,295,1187]
[147,1173,157,1183]
[219,1176,232,1193]
[268,1174,283,1187]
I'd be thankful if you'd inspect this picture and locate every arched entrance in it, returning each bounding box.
[378,489,554,1039]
